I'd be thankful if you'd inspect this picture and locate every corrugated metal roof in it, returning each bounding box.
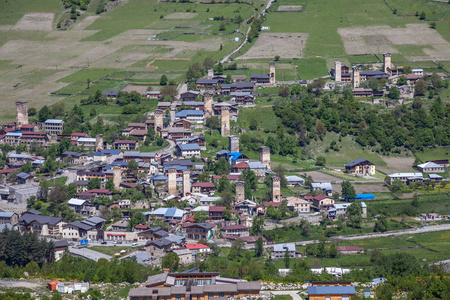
[307,286,356,295]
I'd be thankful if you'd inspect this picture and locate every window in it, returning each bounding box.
[197,279,204,285]
[197,296,200,300]
[219,293,224,297]
[325,298,330,300]
[342,297,349,300]
[176,295,181,300]
[133,298,138,300]
[175,280,182,286]
[205,279,211,285]
[209,293,213,298]
[231,293,234,298]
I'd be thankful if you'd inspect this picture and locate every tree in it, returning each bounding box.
[316,156,326,166]
[160,75,168,86]
[219,21,226,31]
[222,209,232,220]
[390,178,404,193]
[86,78,91,89]
[284,248,290,268]
[229,238,245,259]
[347,202,363,228]
[403,65,412,74]
[202,57,214,70]
[105,178,115,191]
[88,177,101,190]
[397,75,407,86]
[129,211,146,230]
[48,183,68,215]
[341,181,356,200]
[430,22,436,29]
[20,161,32,173]
[374,217,389,232]
[315,120,327,140]
[274,55,280,61]
[279,84,290,97]
[415,79,428,96]
[215,63,224,75]
[376,283,395,300]
[194,211,208,223]
[250,216,264,235]
[388,86,400,100]
[217,175,230,192]
[419,11,426,20]
[255,237,264,257]
[161,252,179,272]
[127,160,138,174]
[161,85,177,100]
[38,105,53,122]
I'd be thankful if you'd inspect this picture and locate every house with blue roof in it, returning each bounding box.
[144,208,188,222]
[176,143,201,158]
[44,119,64,135]
[307,285,356,299]
[175,110,205,123]
[227,152,249,165]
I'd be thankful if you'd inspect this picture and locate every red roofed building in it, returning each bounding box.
[233,161,250,173]
[135,224,151,231]
[20,124,37,132]
[113,140,138,150]
[211,174,241,183]
[220,224,249,237]
[192,182,215,194]
[209,206,226,220]
[336,246,364,254]
[264,201,282,208]
[185,243,211,254]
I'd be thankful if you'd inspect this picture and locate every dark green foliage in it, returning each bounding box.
[88,177,101,190]
[341,180,356,200]
[0,228,54,267]
[162,252,179,272]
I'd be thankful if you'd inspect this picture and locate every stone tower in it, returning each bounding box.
[170,108,176,126]
[208,69,214,80]
[221,107,230,137]
[235,180,245,204]
[168,167,177,196]
[95,134,104,152]
[154,109,164,131]
[269,62,276,85]
[352,66,360,88]
[229,136,239,153]
[182,170,190,197]
[259,146,271,170]
[113,165,121,190]
[203,91,213,119]
[383,53,391,74]
[334,61,342,82]
[15,101,28,130]
[271,176,281,202]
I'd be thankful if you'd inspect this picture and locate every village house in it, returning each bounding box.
[416,161,444,173]
[220,224,249,237]
[191,182,215,195]
[128,270,261,300]
[286,175,305,186]
[16,172,33,184]
[67,198,95,215]
[287,197,310,214]
[311,182,333,195]
[173,119,192,130]
[146,91,161,99]
[180,91,200,102]
[19,212,65,237]
[271,243,302,259]
[44,119,64,135]
[175,110,205,123]
[137,227,169,242]
[345,158,375,176]
[183,101,205,111]
[144,207,188,223]
[102,90,119,99]
[196,78,219,88]
[308,195,335,212]
[61,151,88,164]
[337,246,364,255]
[388,172,423,184]
[113,139,138,150]
[183,223,214,240]
[176,143,201,158]
[0,211,19,225]
[307,284,356,300]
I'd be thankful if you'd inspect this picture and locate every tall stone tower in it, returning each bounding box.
[154,109,163,131]
[15,101,28,130]
[208,69,214,80]
[235,180,245,204]
[203,91,213,119]
[334,61,342,82]
[168,167,177,196]
[170,108,176,126]
[269,62,276,85]
[271,176,281,202]
[352,66,360,88]
[221,107,230,137]
[383,53,391,74]
[113,165,122,190]
[229,136,239,153]
[95,134,104,152]
[182,170,190,197]
[259,146,271,170]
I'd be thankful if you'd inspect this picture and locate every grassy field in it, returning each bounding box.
[82,0,254,42]
[0,0,61,26]
[295,58,329,80]
[385,0,450,19]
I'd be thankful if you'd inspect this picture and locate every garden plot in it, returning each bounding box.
[379,157,415,174]
[12,13,54,31]
[164,13,198,19]
[332,184,390,195]
[338,23,450,61]
[277,5,303,11]
[237,33,308,59]
[303,171,343,183]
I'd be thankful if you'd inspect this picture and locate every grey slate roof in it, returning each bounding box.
[345,158,372,167]
[307,286,356,295]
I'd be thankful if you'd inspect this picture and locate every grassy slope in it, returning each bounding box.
[264,0,433,57]
[82,0,254,41]
[0,0,62,25]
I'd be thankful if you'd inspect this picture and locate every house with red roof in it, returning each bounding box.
[225,235,267,246]
[192,182,215,195]
[233,161,250,173]
[309,195,334,212]
[185,243,211,254]
[208,206,226,220]
[220,224,249,237]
